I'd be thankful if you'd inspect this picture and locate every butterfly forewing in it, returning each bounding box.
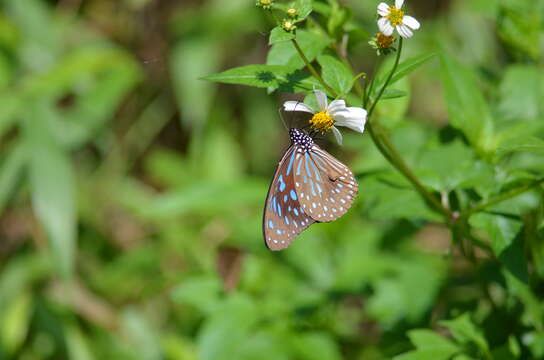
[263,146,315,251]
[293,144,358,222]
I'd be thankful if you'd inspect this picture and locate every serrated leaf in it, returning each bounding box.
[317,54,352,95]
[440,53,495,154]
[269,27,295,45]
[440,314,490,356]
[469,213,522,256]
[202,65,318,93]
[295,0,313,20]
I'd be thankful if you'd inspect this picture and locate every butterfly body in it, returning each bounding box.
[263,128,358,251]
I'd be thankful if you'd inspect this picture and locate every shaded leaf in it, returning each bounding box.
[440,53,494,153]
[317,54,352,95]
[203,65,318,93]
[269,27,295,45]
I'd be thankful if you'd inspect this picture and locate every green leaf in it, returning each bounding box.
[0,143,26,215]
[197,294,259,360]
[497,1,541,60]
[317,54,352,95]
[0,292,32,356]
[361,174,442,222]
[296,0,313,20]
[496,137,544,158]
[202,64,318,93]
[499,65,542,122]
[416,141,486,192]
[440,53,495,154]
[267,30,331,69]
[172,37,220,129]
[380,88,407,99]
[24,105,76,277]
[469,213,522,256]
[391,52,436,85]
[395,329,460,360]
[440,314,490,356]
[269,27,295,45]
[373,53,436,92]
[291,332,342,360]
[171,275,222,315]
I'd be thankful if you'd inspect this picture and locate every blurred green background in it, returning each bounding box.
[0,0,543,359]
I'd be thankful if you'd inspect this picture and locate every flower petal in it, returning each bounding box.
[331,126,343,145]
[283,101,315,114]
[402,15,420,30]
[333,107,367,133]
[396,24,413,38]
[327,99,347,114]
[377,2,390,16]
[378,17,394,36]
[395,0,404,9]
[314,90,328,111]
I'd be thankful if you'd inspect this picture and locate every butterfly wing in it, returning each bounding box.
[293,143,358,222]
[263,146,316,251]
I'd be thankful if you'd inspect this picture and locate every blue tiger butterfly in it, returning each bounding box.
[263,128,359,250]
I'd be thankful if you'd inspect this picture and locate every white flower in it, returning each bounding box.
[377,0,420,39]
[283,90,367,145]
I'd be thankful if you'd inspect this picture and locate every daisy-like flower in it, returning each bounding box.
[283,90,367,145]
[377,0,420,39]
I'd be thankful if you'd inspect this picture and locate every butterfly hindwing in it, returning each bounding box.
[293,143,358,222]
[263,146,315,251]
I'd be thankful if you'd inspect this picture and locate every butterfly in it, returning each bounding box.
[263,128,359,250]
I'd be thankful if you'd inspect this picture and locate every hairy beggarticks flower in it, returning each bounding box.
[283,90,367,145]
[377,0,420,39]
[369,32,396,55]
[256,0,273,10]
[287,7,298,18]
[282,19,296,32]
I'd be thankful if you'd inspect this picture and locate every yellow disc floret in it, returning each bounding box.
[310,111,334,133]
[376,32,395,49]
[387,6,404,26]
[287,8,297,18]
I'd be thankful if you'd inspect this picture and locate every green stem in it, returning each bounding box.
[461,178,544,218]
[367,38,403,117]
[291,39,337,97]
[293,35,451,220]
[364,39,452,219]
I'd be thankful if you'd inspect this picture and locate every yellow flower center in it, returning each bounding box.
[376,32,395,48]
[287,8,297,17]
[260,0,271,5]
[387,6,404,26]
[282,20,295,31]
[310,111,334,133]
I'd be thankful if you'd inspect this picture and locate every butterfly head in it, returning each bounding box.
[289,128,314,152]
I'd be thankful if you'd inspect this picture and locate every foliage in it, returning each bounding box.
[0,0,544,359]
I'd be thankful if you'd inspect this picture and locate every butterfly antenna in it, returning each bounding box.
[278,107,289,131]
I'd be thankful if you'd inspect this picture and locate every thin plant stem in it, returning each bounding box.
[291,39,337,96]
[461,178,544,218]
[292,35,452,220]
[367,38,403,117]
